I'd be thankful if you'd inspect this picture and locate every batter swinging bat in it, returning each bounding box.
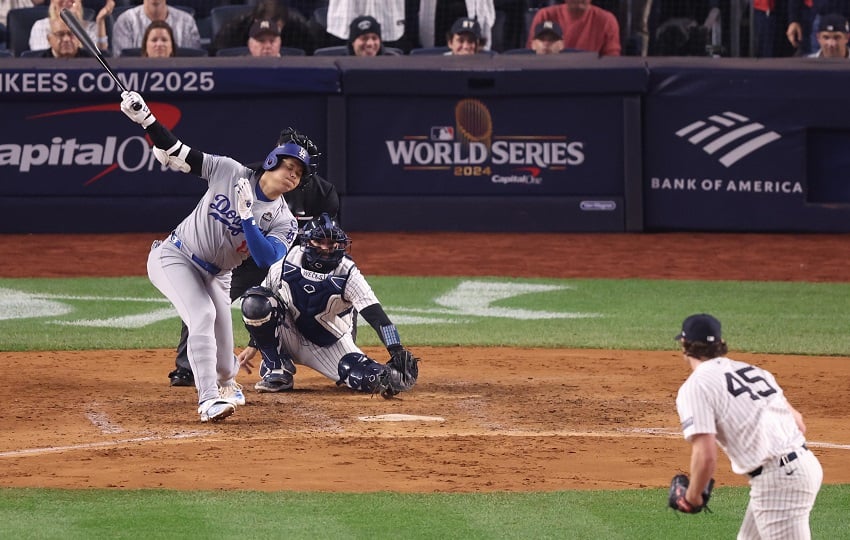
[59,6,138,107]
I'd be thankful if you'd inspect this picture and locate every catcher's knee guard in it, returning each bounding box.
[337,353,385,393]
[241,287,279,346]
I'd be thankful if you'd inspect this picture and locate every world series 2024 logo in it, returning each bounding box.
[384,99,585,185]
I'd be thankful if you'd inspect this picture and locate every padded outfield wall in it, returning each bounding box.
[0,55,848,233]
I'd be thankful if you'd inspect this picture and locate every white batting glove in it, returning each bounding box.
[235,178,254,220]
[120,90,155,128]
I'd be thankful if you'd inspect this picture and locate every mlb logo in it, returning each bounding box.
[430,126,454,141]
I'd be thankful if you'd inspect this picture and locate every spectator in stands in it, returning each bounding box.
[247,18,282,57]
[29,0,112,53]
[141,19,174,57]
[526,0,621,56]
[445,16,486,54]
[112,0,200,56]
[530,20,565,54]
[325,0,413,51]
[787,0,850,54]
[212,0,316,55]
[753,0,780,57]
[418,0,495,51]
[36,13,91,57]
[808,12,850,57]
[347,15,384,56]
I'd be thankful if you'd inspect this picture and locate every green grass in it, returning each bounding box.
[2,275,847,538]
[3,276,850,354]
[0,485,847,539]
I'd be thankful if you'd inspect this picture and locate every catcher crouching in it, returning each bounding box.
[237,213,419,398]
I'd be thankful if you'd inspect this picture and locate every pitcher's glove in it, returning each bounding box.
[668,474,714,514]
[379,345,420,399]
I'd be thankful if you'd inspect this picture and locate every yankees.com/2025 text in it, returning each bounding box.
[0,70,215,94]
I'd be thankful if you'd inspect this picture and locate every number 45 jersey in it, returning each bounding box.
[261,245,381,347]
[675,356,806,475]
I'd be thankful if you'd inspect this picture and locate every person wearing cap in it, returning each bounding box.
[530,20,564,54]
[808,12,850,57]
[672,313,822,536]
[445,16,486,55]
[247,18,282,57]
[117,89,307,422]
[347,15,384,56]
[525,0,621,56]
[787,0,850,54]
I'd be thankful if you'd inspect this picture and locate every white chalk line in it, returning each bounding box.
[2,426,847,458]
[0,431,209,458]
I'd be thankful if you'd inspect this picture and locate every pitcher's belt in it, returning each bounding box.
[168,232,221,275]
[748,444,808,478]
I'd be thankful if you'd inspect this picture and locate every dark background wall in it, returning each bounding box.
[0,55,848,233]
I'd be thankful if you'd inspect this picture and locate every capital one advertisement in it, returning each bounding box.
[345,96,627,197]
[0,97,327,198]
[643,97,850,232]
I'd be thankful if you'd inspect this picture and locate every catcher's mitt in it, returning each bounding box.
[668,474,714,514]
[379,346,420,399]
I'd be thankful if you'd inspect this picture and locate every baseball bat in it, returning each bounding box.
[59,7,136,103]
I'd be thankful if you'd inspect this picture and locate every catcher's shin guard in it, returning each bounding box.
[337,353,385,393]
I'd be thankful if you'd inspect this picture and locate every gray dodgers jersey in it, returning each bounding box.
[173,154,299,273]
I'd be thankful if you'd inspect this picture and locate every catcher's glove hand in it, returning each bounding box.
[379,346,420,399]
[668,474,714,514]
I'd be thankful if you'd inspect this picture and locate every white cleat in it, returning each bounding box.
[198,398,236,423]
[219,381,246,406]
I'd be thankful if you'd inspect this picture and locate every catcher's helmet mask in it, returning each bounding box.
[301,213,350,273]
[263,142,311,173]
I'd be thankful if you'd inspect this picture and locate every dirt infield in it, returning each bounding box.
[1,232,849,492]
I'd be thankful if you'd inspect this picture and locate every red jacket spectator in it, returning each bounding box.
[526,0,621,56]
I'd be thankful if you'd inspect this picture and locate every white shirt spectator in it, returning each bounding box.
[112,3,199,56]
[326,0,405,42]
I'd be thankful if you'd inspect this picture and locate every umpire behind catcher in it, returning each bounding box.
[168,128,340,387]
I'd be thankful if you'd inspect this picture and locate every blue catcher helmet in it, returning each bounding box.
[263,142,311,172]
[300,213,350,273]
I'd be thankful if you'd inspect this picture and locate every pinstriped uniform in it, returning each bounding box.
[261,245,382,382]
[676,357,822,539]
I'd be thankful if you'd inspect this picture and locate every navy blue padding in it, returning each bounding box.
[338,55,647,95]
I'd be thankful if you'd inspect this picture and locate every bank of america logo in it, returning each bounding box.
[675,111,781,168]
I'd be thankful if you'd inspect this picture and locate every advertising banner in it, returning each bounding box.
[0,96,327,197]
[346,95,627,197]
[645,60,850,232]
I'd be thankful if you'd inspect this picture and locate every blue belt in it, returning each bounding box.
[748,444,808,478]
[168,232,222,275]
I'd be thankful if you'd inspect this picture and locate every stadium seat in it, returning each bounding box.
[312,45,348,56]
[120,46,209,57]
[209,4,253,43]
[19,48,47,57]
[0,48,11,57]
[7,6,48,56]
[216,46,307,56]
[409,46,449,55]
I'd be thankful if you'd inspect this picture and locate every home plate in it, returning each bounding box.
[358,414,445,422]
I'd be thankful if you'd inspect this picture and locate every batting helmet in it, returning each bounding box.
[300,212,350,273]
[278,127,320,179]
[263,142,311,172]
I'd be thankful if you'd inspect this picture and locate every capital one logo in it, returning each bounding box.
[0,103,182,185]
[675,111,781,168]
